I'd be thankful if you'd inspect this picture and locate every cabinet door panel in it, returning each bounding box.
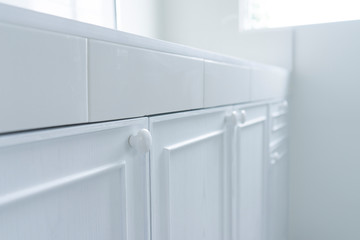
[0,118,150,240]
[233,105,267,240]
[150,108,231,240]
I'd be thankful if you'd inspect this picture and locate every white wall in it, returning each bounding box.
[116,0,161,38]
[0,0,117,28]
[289,20,360,240]
[0,0,162,39]
[157,0,293,70]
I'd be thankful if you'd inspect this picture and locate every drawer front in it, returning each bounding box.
[0,118,150,240]
[204,60,251,107]
[88,40,204,121]
[269,100,288,143]
[251,66,289,101]
[0,23,87,133]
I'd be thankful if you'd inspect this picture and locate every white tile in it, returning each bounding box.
[204,60,251,107]
[0,23,87,133]
[251,65,289,101]
[88,40,204,121]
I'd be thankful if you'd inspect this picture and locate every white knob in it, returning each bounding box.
[282,101,288,111]
[226,111,239,126]
[270,152,280,165]
[129,129,152,153]
[273,152,280,159]
[240,110,247,124]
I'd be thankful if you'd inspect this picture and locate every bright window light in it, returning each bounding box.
[239,0,360,30]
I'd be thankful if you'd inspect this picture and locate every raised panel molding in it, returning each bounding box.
[0,161,126,208]
[0,118,149,240]
[161,130,225,240]
[164,130,224,151]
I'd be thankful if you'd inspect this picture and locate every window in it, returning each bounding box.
[239,0,360,30]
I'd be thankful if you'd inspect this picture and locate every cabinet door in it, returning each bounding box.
[232,105,268,240]
[266,101,288,240]
[0,118,150,240]
[150,108,232,240]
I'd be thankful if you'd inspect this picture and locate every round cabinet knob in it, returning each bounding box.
[270,152,280,164]
[272,152,280,159]
[129,129,152,154]
[282,100,288,111]
[226,111,239,126]
[240,110,247,124]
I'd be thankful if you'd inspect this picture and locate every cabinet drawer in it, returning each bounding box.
[251,65,289,101]
[270,101,288,142]
[270,100,288,115]
[269,142,287,162]
[0,23,87,133]
[88,40,204,121]
[204,60,251,107]
[0,118,150,240]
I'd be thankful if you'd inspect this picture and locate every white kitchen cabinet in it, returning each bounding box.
[231,104,268,240]
[266,101,289,240]
[0,5,291,240]
[0,118,150,240]
[149,107,232,240]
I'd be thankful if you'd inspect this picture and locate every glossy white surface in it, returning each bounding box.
[0,3,289,134]
[88,40,204,121]
[0,0,116,29]
[0,3,251,67]
[116,0,160,38]
[129,129,152,154]
[158,0,293,70]
[149,107,231,240]
[204,60,251,107]
[251,64,289,101]
[0,118,150,240]
[0,23,87,133]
